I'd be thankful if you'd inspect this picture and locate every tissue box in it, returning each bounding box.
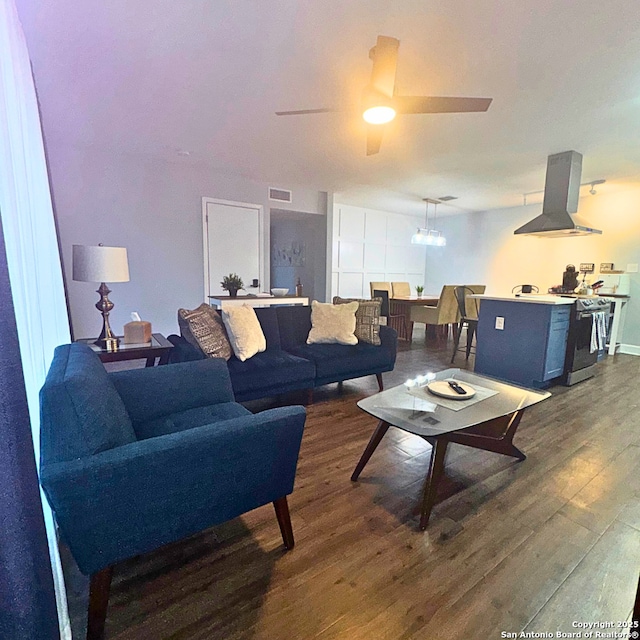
[123,321,152,344]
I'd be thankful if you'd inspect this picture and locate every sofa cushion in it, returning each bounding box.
[167,334,205,362]
[133,402,251,440]
[254,307,281,350]
[222,305,267,362]
[333,296,382,346]
[178,304,232,361]
[289,342,392,381]
[39,344,136,464]
[227,350,315,396]
[275,305,312,350]
[307,300,358,345]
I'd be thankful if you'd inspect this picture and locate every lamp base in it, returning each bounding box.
[94,336,119,351]
[94,283,119,351]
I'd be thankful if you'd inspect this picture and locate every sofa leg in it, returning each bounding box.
[306,388,314,405]
[87,566,113,640]
[375,373,384,392]
[273,496,295,550]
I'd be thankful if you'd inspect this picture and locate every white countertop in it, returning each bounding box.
[470,294,575,305]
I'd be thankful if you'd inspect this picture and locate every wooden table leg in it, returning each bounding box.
[419,438,449,530]
[351,420,390,481]
[145,356,156,367]
[405,318,414,343]
[447,410,527,461]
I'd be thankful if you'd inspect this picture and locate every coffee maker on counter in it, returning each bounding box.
[561,264,579,293]
[548,264,579,294]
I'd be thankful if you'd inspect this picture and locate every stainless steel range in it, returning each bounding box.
[563,297,611,385]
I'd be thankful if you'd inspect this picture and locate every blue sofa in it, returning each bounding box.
[168,305,398,402]
[39,343,306,640]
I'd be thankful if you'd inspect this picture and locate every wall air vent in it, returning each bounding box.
[269,187,292,203]
[438,195,458,202]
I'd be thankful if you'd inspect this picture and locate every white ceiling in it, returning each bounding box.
[16,0,640,217]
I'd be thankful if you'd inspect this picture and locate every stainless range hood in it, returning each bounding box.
[514,150,602,237]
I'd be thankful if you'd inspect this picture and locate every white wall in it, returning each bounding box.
[331,203,426,298]
[48,143,329,339]
[425,186,640,351]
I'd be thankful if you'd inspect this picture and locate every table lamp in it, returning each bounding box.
[73,244,130,349]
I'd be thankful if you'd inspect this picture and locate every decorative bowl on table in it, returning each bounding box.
[426,379,476,400]
[270,288,289,297]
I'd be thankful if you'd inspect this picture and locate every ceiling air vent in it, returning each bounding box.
[269,187,292,203]
[438,195,458,202]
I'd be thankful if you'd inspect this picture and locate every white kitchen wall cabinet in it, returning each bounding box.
[332,204,425,299]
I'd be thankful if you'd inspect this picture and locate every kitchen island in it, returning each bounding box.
[472,295,574,388]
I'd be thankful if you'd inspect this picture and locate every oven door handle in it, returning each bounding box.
[579,312,595,319]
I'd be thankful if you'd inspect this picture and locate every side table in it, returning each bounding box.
[75,333,173,367]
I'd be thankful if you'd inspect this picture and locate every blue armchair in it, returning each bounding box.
[39,343,306,640]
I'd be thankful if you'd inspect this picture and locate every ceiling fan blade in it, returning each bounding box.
[366,126,385,156]
[369,35,400,98]
[275,108,340,116]
[394,96,493,114]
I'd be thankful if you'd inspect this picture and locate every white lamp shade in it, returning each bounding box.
[72,245,130,283]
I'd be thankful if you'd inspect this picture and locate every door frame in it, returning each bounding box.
[202,197,265,301]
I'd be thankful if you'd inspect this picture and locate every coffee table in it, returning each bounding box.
[351,369,550,529]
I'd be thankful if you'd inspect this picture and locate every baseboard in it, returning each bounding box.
[619,344,640,356]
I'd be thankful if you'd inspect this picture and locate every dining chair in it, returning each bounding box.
[391,282,411,298]
[369,281,391,298]
[409,285,460,341]
[450,285,485,362]
[373,289,403,326]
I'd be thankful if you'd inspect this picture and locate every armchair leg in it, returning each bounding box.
[87,566,113,640]
[375,373,384,392]
[273,496,295,550]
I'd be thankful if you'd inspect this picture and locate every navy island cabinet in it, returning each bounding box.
[474,297,573,389]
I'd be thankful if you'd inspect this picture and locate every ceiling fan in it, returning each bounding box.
[276,35,493,156]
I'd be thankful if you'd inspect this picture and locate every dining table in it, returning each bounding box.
[389,295,439,341]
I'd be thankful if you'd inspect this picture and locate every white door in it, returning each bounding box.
[203,198,264,298]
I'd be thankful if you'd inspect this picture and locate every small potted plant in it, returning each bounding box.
[221,273,244,298]
[415,285,424,297]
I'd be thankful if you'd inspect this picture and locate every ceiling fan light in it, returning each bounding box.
[363,105,396,124]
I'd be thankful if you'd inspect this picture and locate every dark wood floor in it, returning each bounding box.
[68,328,640,639]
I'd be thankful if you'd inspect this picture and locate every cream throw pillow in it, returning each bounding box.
[307,300,359,345]
[221,305,267,361]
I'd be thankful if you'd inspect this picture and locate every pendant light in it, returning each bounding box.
[411,198,447,246]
